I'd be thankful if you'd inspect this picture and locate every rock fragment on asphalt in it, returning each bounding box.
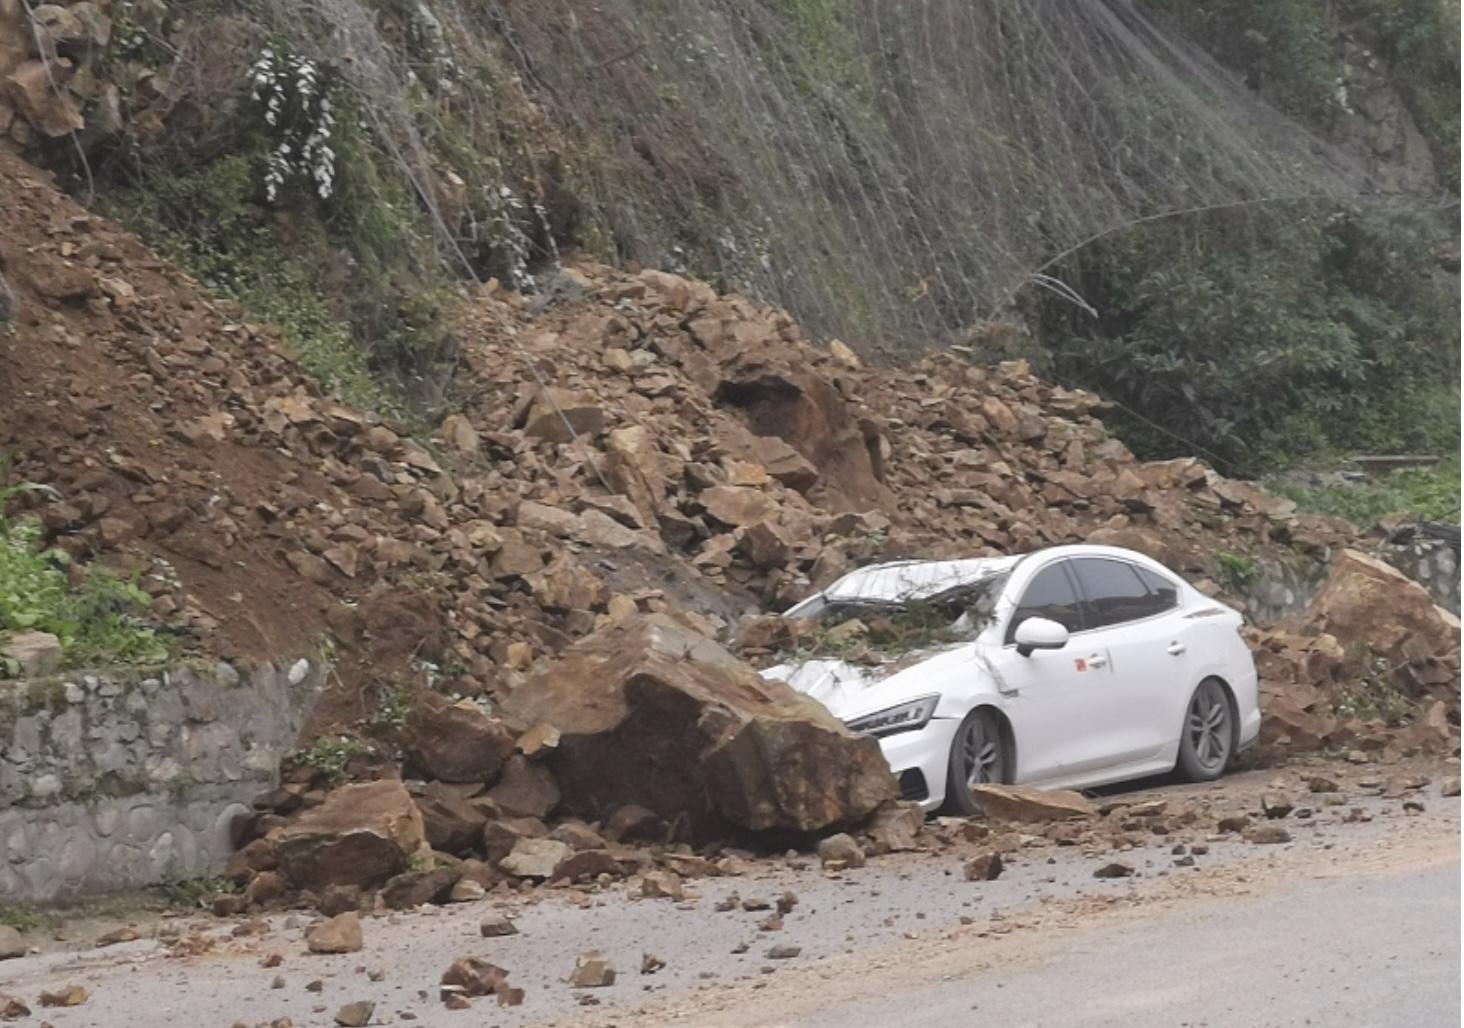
[964,851,1004,881]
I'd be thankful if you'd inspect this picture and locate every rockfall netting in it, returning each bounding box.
[265,0,1378,346]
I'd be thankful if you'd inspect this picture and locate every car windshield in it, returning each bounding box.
[788,571,1011,659]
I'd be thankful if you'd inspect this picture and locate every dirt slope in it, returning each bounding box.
[0,149,1444,751]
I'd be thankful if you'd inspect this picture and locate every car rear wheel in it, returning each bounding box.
[943,708,1009,815]
[1177,678,1234,782]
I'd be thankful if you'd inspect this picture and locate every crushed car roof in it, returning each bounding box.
[785,555,1024,615]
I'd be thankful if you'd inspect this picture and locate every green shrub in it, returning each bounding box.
[1274,459,1461,525]
[0,486,171,671]
[1038,203,1459,471]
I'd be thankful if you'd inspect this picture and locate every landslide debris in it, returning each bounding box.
[2,147,1457,922]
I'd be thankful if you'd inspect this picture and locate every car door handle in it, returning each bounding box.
[1086,654,1108,670]
[1167,642,1187,656]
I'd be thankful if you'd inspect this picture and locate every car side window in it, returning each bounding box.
[1072,558,1168,628]
[1006,562,1085,641]
[1134,566,1180,612]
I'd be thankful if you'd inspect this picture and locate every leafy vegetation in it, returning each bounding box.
[295,734,372,785]
[1215,552,1259,593]
[1274,459,1461,525]
[1146,0,1460,190]
[1037,203,1459,471]
[148,874,236,909]
[0,484,171,672]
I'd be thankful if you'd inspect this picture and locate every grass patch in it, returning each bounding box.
[0,903,56,933]
[0,485,171,674]
[1274,459,1461,526]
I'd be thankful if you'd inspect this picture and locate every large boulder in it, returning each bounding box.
[498,615,896,838]
[1305,550,1461,664]
[270,779,428,892]
[405,693,516,784]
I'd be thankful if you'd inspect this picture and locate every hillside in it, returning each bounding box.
[6,144,1457,753]
[0,0,1456,472]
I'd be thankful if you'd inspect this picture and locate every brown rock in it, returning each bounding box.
[319,884,363,917]
[640,870,685,901]
[862,802,924,854]
[640,952,666,975]
[442,956,511,997]
[334,1001,374,1027]
[700,485,777,528]
[440,414,480,456]
[499,615,894,837]
[486,755,561,819]
[964,851,1003,881]
[521,388,606,443]
[0,994,30,1019]
[306,913,363,954]
[406,694,516,784]
[480,917,518,937]
[527,555,609,612]
[1244,825,1292,845]
[413,783,489,856]
[499,838,573,878]
[968,784,1095,823]
[1442,777,1461,797]
[1307,776,1341,794]
[38,984,88,1007]
[766,944,801,959]
[816,833,866,869]
[1217,815,1250,834]
[1305,549,1461,662]
[605,425,667,525]
[0,926,24,960]
[481,816,548,865]
[381,867,459,909]
[272,780,427,892]
[1093,861,1135,879]
[604,803,666,843]
[569,951,616,987]
[5,60,83,138]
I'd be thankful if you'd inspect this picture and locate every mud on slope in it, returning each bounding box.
[0,148,1442,752]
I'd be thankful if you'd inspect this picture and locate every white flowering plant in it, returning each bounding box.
[247,47,338,204]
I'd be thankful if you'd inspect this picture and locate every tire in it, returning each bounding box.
[1176,678,1235,782]
[943,708,1011,815]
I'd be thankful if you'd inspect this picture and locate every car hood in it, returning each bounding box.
[762,641,980,720]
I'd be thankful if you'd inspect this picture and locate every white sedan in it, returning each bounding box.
[763,545,1260,814]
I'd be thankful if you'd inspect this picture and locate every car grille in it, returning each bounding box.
[898,769,929,802]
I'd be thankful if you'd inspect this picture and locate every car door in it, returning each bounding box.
[1067,557,1190,771]
[986,559,1114,784]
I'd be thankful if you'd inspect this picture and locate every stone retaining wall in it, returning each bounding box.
[1379,534,1460,614]
[1,659,317,902]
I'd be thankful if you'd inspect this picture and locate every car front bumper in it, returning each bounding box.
[876,716,961,812]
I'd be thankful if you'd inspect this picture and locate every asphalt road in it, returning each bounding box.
[730,856,1461,1028]
[2,766,1457,1028]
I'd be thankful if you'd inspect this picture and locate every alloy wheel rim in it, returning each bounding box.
[1187,681,1231,771]
[962,717,1001,786]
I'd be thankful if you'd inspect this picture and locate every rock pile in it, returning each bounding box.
[1253,550,1460,758]
[1,148,1456,910]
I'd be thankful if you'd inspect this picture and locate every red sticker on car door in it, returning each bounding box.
[1074,658,1087,672]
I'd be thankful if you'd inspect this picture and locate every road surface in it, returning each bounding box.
[1,764,1457,1027]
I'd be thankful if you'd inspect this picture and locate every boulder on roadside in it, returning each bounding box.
[271,779,428,892]
[968,784,1095,823]
[498,615,896,838]
[306,912,363,954]
[1305,550,1460,662]
[405,693,517,784]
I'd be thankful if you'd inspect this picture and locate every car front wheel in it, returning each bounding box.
[1177,678,1234,782]
[943,708,1010,815]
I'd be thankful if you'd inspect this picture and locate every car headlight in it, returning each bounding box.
[844,695,940,738]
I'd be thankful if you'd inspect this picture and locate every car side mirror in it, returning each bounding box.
[1014,617,1069,657]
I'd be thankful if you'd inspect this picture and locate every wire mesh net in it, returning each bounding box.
[264,0,1383,348]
